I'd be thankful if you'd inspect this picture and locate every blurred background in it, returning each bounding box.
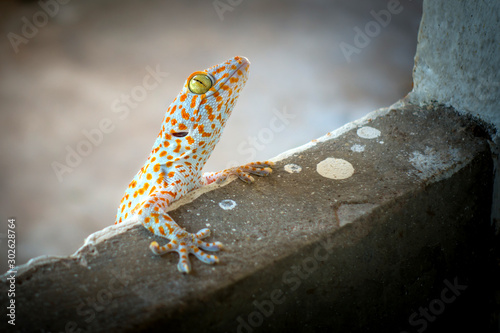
[0,0,422,273]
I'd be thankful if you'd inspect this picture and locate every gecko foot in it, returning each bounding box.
[216,161,274,184]
[149,228,224,273]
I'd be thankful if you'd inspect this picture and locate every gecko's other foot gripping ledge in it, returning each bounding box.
[215,160,275,184]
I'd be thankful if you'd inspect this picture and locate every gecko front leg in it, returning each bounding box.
[138,190,223,273]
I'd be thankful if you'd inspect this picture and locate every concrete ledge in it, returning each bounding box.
[1,102,496,332]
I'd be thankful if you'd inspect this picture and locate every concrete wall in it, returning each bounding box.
[409,0,500,129]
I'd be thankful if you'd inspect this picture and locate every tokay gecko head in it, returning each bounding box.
[155,56,250,169]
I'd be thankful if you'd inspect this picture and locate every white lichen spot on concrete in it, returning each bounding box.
[357,126,381,139]
[316,158,354,180]
[409,146,461,179]
[284,163,302,173]
[351,144,365,152]
[219,199,237,210]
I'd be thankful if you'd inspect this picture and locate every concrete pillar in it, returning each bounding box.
[409,0,500,231]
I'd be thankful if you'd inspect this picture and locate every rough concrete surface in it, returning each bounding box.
[1,103,496,332]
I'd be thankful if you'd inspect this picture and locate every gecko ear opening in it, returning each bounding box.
[188,73,214,94]
[172,131,189,138]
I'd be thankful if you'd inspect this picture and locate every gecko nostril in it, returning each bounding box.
[172,131,189,138]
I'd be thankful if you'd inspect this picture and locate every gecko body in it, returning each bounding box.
[115,56,273,273]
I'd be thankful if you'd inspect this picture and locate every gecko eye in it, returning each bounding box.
[188,73,213,94]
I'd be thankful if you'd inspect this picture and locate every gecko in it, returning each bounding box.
[115,56,273,273]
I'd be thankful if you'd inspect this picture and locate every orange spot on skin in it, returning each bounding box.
[163,141,170,148]
[186,136,194,144]
[148,226,154,233]
[169,105,177,115]
[166,161,173,167]
[171,118,177,126]
[179,123,188,130]
[230,77,239,83]
[160,151,167,157]
[190,95,198,109]
[144,217,150,223]
[180,93,187,102]
[153,164,161,172]
[182,108,190,120]
[159,226,166,235]
[149,186,156,194]
[168,171,175,177]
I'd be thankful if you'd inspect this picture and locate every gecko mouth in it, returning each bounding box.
[172,131,189,138]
